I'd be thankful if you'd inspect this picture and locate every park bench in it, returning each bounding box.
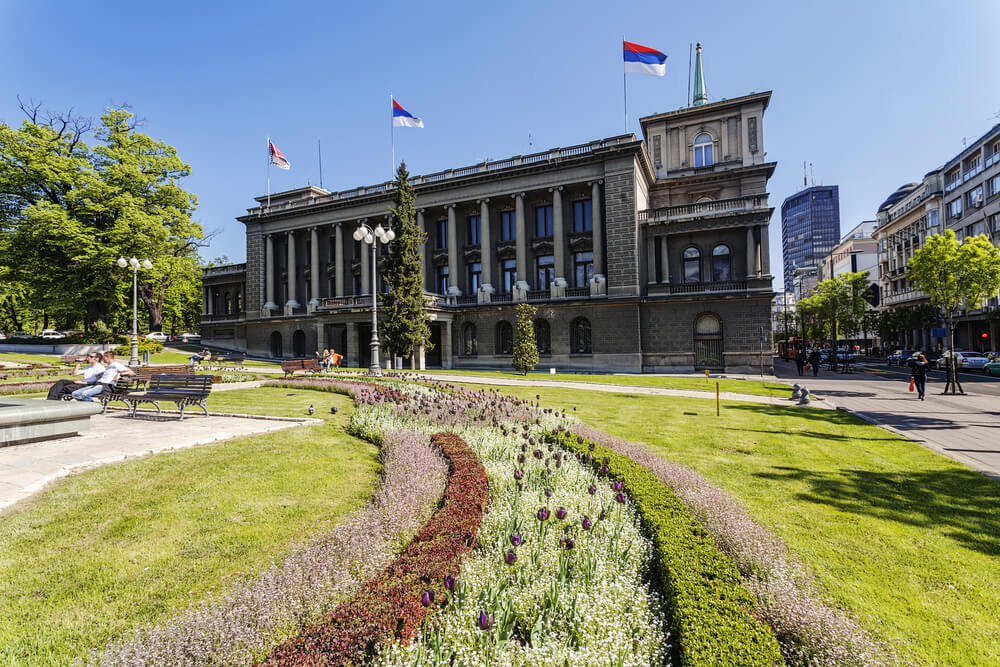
[125,374,214,420]
[96,365,197,413]
[205,354,246,370]
[281,358,321,377]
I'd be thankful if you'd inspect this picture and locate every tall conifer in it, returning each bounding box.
[512,303,539,375]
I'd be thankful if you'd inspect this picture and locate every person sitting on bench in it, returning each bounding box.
[47,352,105,400]
[189,349,211,366]
[72,350,134,402]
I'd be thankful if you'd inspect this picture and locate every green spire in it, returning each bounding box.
[692,42,707,106]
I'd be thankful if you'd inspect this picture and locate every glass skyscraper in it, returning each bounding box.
[780,185,841,288]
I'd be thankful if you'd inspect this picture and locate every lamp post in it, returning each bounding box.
[117,256,153,367]
[353,222,395,376]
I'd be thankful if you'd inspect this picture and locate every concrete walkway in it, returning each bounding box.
[0,410,319,512]
[774,360,1000,481]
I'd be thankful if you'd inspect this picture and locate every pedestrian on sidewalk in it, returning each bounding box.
[794,350,805,376]
[808,347,821,377]
[911,352,929,400]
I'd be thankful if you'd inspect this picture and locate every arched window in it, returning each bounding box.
[462,323,477,356]
[495,321,513,355]
[712,244,731,281]
[269,331,283,358]
[570,317,592,354]
[292,329,306,357]
[696,196,715,203]
[693,313,723,369]
[534,319,551,355]
[693,133,714,168]
[683,247,702,283]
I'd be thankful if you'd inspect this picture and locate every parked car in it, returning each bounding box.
[0,332,6,340]
[893,350,915,366]
[40,329,65,339]
[836,348,854,361]
[983,357,1000,377]
[10,331,32,340]
[936,351,989,371]
[144,331,170,342]
[175,332,201,342]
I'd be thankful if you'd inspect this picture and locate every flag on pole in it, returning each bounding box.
[623,40,667,76]
[268,140,290,170]
[392,99,424,128]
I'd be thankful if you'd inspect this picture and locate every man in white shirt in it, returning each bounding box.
[47,352,106,400]
[72,350,135,402]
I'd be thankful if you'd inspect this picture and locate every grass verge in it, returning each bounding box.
[0,388,379,666]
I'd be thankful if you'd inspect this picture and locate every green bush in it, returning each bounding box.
[113,338,163,358]
[549,430,784,667]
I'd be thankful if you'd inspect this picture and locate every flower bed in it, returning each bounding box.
[0,380,56,395]
[84,429,448,666]
[566,424,890,667]
[265,432,489,666]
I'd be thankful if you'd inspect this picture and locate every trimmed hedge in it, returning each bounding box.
[264,431,489,666]
[549,429,784,667]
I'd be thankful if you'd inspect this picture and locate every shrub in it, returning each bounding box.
[550,429,784,667]
[512,302,539,375]
[265,431,489,666]
[113,338,163,358]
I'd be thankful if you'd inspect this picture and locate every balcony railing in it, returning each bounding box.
[663,280,749,295]
[638,195,769,225]
[526,290,549,301]
[202,263,247,277]
[201,312,246,322]
[565,287,590,297]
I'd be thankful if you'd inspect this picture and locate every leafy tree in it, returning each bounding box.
[381,162,432,368]
[908,230,1000,393]
[512,303,539,375]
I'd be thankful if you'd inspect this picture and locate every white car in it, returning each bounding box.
[144,331,170,342]
[176,332,201,342]
[938,351,990,370]
[40,329,65,339]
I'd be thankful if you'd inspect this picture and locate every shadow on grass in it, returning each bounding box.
[756,465,1000,556]
[723,403,971,431]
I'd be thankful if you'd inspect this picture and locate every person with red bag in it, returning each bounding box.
[910,352,929,400]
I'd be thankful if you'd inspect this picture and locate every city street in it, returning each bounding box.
[774,358,1000,480]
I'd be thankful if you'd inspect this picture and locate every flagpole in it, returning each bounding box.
[266,135,271,210]
[622,35,628,133]
[390,91,395,179]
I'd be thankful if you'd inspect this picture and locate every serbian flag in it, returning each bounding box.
[623,40,667,76]
[268,139,290,170]
[392,99,424,128]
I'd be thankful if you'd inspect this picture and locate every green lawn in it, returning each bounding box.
[409,368,789,397]
[0,351,61,365]
[0,388,379,666]
[470,384,1000,666]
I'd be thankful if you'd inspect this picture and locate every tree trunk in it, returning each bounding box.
[139,284,163,331]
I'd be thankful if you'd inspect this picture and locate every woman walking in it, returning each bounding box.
[911,352,930,400]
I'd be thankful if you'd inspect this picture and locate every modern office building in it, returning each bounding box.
[201,55,778,372]
[873,122,1000,351]
[780,185,841,287]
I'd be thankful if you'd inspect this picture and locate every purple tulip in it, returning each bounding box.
[587,441,594,450]
[588,485,597,495]
[514,470,523,480]
[615,492,626,504]
[517,454,525,464]
[478,610,493,631]
[510,533,523,547]
[544,488,553,498]
[505,549,517,565]
[601,466,610,476]
[537,507,550,521]
[613,480,623,492]
[577,435,584,444]
[421,590,434,607]
[533,449,543,459]
[444,575,456,591]
[555,507,567,520]
[582,516,592,531]
[561,537,575,550]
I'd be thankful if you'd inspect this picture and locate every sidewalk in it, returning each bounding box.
[774,360,1000,481]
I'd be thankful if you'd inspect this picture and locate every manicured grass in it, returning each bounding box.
[406,368,790,397]
[469,384,1000,666]
[0,388,379,666]
[0,351,61,365]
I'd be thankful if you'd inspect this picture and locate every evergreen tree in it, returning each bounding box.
[381,162,432,367]
[512,303,539,375]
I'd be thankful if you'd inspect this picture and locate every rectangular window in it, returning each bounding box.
[436,265,449,294]
[989,175,1000,197]
[574,251,594,288]
[948,198,962,219]
[926,209,939,228]
[946,168,961,192]
[967,186,984,208]
[500,211,516,241]
[501,259,517,293]
[467,215,481,245]
[436,220,448,249]
[573,200,592,233]
[537,255,554,289]
[990,213,999,234]
[964,154,983,181]
[535,206,553,237]
[469,262,482,292]
[971,221,987,237]
[988,140,1000,168]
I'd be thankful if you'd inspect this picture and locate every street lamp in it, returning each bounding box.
[353,222,395,375]
[117,256,153,367]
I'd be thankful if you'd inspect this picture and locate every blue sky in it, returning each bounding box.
[4,0,998,290]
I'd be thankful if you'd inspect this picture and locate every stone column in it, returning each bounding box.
[746,226,757,279]
[346,321,358,367]
[552,187,565,280]
[759,225,771,276]
[591,181,604,277]
[441,321,453,369]
[334,223,344,297]
[206,287,214,315]
[264,234,277,312]
[360,227,370,295]
[646,232,657,287]
[309,227,320,311]
[514,193,527,291]
[660,234,671,283]
[447,204,459,294]
[417,210,427,291]
[202,287,208,315]
[285,230,300,315]
[316,321,326,354]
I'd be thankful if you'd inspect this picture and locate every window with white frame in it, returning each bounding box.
[989,174,1000,198]
[948,198,962,219]
[946,168,961,192]
[967,186,984,208]
[693,133,714,168]
[926,209,939,228]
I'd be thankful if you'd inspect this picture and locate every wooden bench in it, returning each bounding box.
[281,358,321,376]
[96,365,196,413]
[125,375,214,420]
[205,354,246,370]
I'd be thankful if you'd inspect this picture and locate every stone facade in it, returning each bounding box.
[201,92,778,373]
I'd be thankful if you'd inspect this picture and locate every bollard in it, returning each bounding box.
[798,387,811,405]
[791,383,801,400]
[550,368,556,375]
[705,369,710,381]
[716,381,720,416]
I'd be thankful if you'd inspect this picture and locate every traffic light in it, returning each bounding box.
[982,333,989,340]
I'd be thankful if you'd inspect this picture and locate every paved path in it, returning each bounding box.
[775,360,1000,481]
[0,410,318,512]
